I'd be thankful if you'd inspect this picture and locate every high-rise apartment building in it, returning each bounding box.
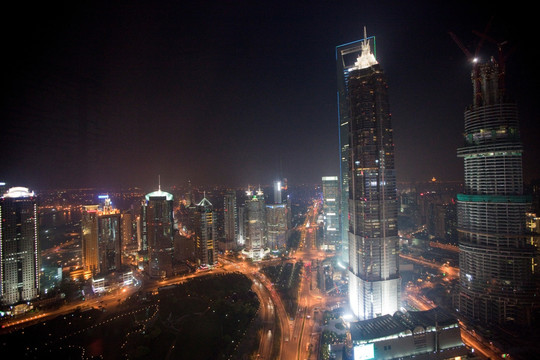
[193,195,217,267]
[0,187,40,305]
[223,190,237,251]
[345,31,400,320]
[322,176,340,248]
[142,188,174,278]
[337,37,366,263]
[457,56,536,325]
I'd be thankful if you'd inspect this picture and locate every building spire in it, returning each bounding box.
[352,26,378,71]
[158,174,161,192]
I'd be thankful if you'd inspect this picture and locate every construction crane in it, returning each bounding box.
[471,28,514,100]
[448,18,493,106]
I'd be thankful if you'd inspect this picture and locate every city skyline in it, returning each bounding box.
[1,2,536,191]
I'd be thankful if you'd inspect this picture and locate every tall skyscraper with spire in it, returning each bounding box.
[457,52,536,326]
[337,34,368,263]
[345,29,400,320]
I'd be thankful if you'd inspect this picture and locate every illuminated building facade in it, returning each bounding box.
[337,37,365,262]
[81,198,122,275]
[273,180,282,204]
[223,190,237,251]
[322,176,340,248]
[121,210,138,255]
[457,57,536,325]
[237,204,245,246]
[97,200,121,273]
[194,195,217,267]
[142,188,174,278]
[346,30,400,320]
[242,188,269,260]
[0,187,40,305]
[82,205,100,274]
[266,204,288,250]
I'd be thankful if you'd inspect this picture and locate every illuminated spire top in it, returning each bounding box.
[3,187,34,198]
[351,26,378,71]
[197,191,213,207]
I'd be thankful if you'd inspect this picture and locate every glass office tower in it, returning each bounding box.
[0,187,40,305]
[322,176,340,248]
[337,37,370,263]
[346,32,400,320]
[142,188,174,278]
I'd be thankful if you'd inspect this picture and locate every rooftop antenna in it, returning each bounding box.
[158,175,161,191]
[364,26,368,45]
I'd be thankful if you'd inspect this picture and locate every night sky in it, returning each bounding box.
[1,1,537,190]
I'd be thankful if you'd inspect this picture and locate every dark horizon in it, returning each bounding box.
[2,1,537,191]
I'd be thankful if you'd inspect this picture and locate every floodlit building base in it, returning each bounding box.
[349,271,400,320]
[241,247,271,261]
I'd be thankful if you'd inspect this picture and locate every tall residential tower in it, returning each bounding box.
[345,30,400,320]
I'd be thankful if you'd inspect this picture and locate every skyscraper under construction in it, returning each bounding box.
[457,52,536,326]
[346,30,400,320]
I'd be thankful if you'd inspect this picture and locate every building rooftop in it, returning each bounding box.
[145,189,173,201]
[2,187,35,198]
[350,307,458,342]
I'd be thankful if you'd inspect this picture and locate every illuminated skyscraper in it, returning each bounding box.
[322,176,340,248]
[142,188,174,278]
[336,36,366,263]
[81,198,122,276]
[237,204,245,247]
[121,210,137,253]
[266,204,288,249]
[82,205,100,274]
[242,188,268,260]
[273,180,282,204]
[346,30,400,320]
[223,190,237,251]
[0,187,40,305]
[97,198,121,273]
[457,56,536,325]
[193,195,217,267]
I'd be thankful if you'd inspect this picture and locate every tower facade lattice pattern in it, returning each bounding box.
[457,61,536,326]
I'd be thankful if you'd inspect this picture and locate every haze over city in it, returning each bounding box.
[1,1,536,190]
[2,2,540,360]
